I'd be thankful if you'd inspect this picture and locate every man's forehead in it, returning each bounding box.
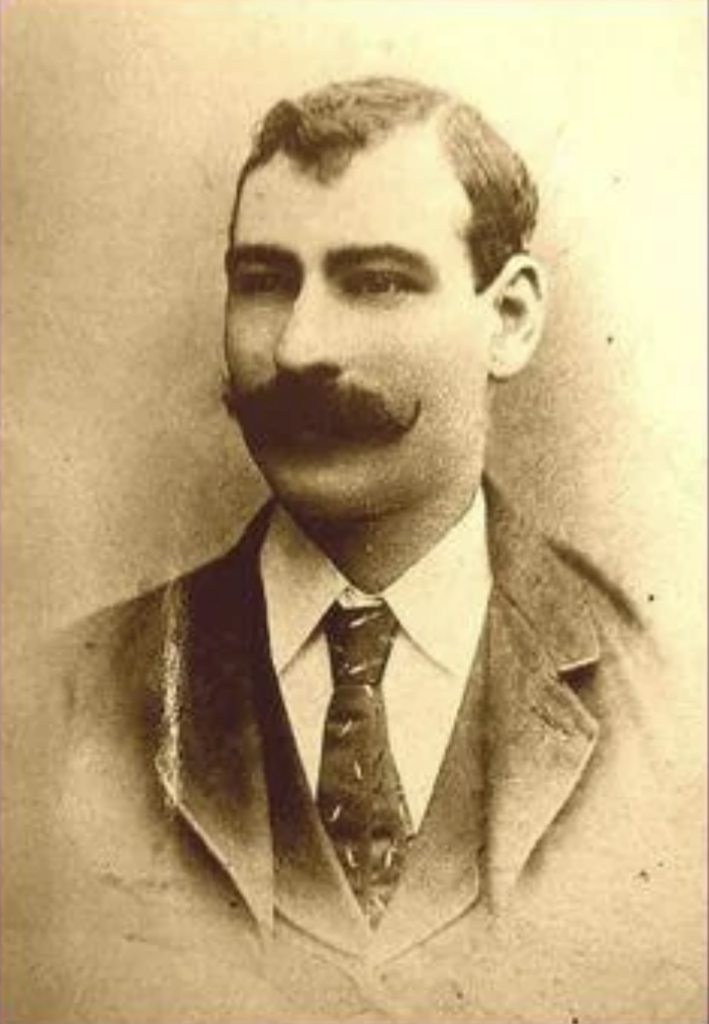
[234,122,471,255]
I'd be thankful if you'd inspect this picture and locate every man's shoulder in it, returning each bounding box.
[533,519,659,697]
[54,502,275,666]
[542,532,661,711]
[525,508,693,790]
[546,533,646,634]
[485,480,647,647]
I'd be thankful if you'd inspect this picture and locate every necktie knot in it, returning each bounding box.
[324,599,398,691]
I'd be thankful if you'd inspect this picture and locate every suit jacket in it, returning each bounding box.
[6,486,705,1023]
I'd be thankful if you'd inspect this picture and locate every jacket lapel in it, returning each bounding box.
[154,507,276,932]
[483,484,601,907]
[372,498,602,957]
[376,485,603,954]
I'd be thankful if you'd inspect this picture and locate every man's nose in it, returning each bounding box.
[274,279,341,376]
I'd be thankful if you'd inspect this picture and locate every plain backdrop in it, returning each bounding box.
[2,0,706,713]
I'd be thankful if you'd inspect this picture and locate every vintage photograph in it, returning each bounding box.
[2,2,706,1021]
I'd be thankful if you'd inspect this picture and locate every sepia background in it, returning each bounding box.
[2,0,706,1017]
[3,0,706,663]
[3,0,706,671]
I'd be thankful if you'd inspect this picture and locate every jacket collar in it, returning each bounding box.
[484,477,600,676]
[482,478,601,907]
[154,483,602,953]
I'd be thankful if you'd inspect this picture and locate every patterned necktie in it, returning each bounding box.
[317,598,414,926]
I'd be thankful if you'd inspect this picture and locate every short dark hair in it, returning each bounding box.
[229,76,538,292]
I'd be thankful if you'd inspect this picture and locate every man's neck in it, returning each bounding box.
[286,478,482,593]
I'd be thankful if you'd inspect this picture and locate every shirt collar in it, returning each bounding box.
[260,506,346,673]
[260,493,491,677]
[384,493,490,676]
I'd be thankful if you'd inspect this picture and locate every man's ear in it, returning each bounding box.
[486,254,547,381]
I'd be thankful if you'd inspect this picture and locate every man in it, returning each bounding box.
[34,78,703,1021]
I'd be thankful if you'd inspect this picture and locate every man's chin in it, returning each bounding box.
[251,447,399,524]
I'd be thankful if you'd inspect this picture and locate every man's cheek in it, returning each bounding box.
[226,343,273,392]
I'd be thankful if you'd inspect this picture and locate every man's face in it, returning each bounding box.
[224,123,501,523]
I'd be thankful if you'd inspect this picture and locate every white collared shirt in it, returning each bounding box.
[260,494,492,829]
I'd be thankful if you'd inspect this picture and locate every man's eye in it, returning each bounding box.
[341,270,422,301]
[230,269,299,298]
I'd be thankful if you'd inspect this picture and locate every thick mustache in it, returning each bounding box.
[223,371,421,444]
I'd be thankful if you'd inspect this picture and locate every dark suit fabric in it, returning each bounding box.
[11,490,705,1023]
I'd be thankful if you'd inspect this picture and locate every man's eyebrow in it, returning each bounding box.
[324,245,439,282]
[225,244,301,272]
